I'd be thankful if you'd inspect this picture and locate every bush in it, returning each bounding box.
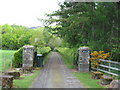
[13,47,23,68]
[13,46,51,68]
[90,51,110,68]
[37,47,51,56]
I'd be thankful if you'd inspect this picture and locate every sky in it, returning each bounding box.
[0,0,64,27]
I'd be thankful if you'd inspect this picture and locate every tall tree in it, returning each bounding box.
[44,2,120,61]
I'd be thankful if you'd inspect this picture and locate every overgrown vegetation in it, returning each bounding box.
[13,47,23,68]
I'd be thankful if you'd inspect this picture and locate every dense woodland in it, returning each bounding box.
[43,2,120,62]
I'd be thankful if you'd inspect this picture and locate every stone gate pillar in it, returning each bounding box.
[78,47,90,72]
[22,45,34,73]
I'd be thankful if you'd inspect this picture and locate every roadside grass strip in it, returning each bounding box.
[13,70,40,88]
[73,72,106,88]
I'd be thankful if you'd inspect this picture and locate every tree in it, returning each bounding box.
[29,29,45,48]
[2,33,18,50]
[1,24,32,50]
[43,2,120,61]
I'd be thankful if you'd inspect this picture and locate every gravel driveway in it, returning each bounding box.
[30,52,84,88]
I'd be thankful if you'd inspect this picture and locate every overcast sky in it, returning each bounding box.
[0,0,64,27]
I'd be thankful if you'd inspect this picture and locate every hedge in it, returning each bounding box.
[13,47,23,68]
[37,47,51,56]
[13,46,51,68]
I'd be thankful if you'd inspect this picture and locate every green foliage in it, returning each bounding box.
[31,27,62,50]
[0,50,16,71]
[12,46,51,68]
[43,52,51,65]
[2,24,13,34]
[1,24,32,50]
[47,35,62,50]
[57,47,77,69]
[45,2,120,61]
[0,25,2,49]
[1,24,62,52]
[111,44,120,62]
[29,29,45,47]
[37,47,51,55]
[13,47,23,68]
[2,33,18,50]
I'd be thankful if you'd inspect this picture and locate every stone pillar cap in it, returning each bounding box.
[78,47,90,51]
[23,45,34,49]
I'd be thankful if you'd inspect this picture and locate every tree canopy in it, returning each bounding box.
[44,2,120,61]
[1,24,62,50]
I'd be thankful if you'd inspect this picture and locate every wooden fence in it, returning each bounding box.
[91,59,120,77]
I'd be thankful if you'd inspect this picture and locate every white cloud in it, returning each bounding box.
[0,0,64,27]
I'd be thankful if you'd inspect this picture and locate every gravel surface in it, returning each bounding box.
[30,52,84,88]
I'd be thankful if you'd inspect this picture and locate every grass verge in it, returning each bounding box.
[57,48,75,69]
[43,52,51,65]
[13,70,39,88]
[73,72,106,88]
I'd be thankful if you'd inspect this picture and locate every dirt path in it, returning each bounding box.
[30,52,84,88]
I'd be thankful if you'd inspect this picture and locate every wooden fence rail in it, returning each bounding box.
[91,59,120,77]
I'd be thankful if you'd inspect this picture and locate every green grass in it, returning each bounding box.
[57,48,75,69]
[43,52,52,65]
[0,50,16,71]
[13,70,39,88]
[73,72,106,88]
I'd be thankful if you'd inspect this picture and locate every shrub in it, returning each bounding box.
[13,46,51,68]
[90,51,110,68]
[37,47,51,56]
[13,47,23,68]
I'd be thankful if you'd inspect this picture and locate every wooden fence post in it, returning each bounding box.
[4,56,6,71]
[109,60,111,72]
[10,56,13,70]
